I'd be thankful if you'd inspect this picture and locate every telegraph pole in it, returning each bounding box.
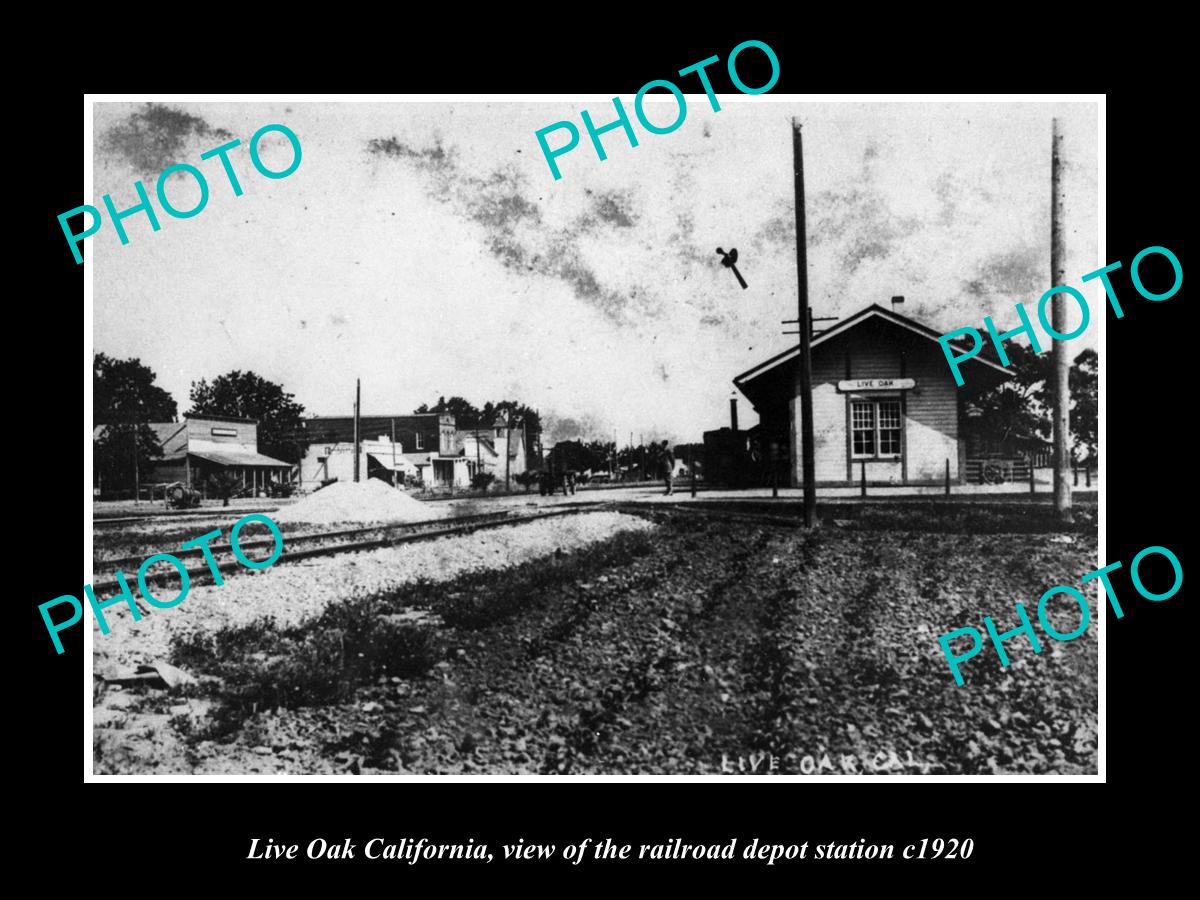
[505,415,513,491]
[353,378,361,483]
[1050,119,1073,524]
[131,421,140,505]
[792,118,817,528]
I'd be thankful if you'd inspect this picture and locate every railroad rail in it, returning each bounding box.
[94,508,517,573]
[93,507,284,527]
[611,501,808,528]
[91,504,611,592]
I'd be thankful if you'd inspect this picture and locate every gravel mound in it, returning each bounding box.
[272,480,436,526]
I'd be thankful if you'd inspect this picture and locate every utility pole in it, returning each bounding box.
[505,416,513,491]
[792,118,817,528]
[353,378,361,483]
[131,421,140,505]
[1051,118,1073,524]
[391,417,397,488]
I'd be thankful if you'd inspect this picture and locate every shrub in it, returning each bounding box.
[169,609,442,727]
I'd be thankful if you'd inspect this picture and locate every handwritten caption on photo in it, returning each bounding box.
[722,747,934,775]
[43,513,283,654]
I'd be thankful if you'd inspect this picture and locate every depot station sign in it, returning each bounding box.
[836,378,916,392]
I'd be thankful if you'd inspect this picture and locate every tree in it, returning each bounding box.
[965,342,1098,462]
[1070,349,1097,464]
[583,440,616,472]
[206,471,242,507]
[187,371,306,463]
[490,401,541,437]
[93,354,178,492]
[95,423,165,493]
[94,353,178,425]
[416,396,483,428]
[964,342,1050,447]
[414,397,542,437]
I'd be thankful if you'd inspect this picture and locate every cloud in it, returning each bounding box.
[583,189,637,229]
[750,142,923,276]
[961,245,1045,299]
[367,134,665,327]
[100,103,232,175]
[543,411,611,444]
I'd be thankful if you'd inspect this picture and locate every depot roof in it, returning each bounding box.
[734,303,1013,387]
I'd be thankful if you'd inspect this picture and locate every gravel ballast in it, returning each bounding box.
[93,510,655,671]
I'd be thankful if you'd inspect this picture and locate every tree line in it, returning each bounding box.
[414,396,542,436]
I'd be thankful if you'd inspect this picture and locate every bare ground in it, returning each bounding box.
[93,508,1098,776]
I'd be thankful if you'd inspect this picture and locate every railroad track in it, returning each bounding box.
[91,504,612,591]
[93,507,287,528]
[611,501,808,528]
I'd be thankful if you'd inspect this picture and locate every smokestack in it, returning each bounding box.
[730,397,739,432]
[891,295,904,311]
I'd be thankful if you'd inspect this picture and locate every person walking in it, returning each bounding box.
[660,440,675,495]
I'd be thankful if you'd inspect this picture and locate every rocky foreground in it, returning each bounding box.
[94,508,1097,775]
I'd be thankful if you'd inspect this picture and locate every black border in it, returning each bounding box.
[20,24,1188,885]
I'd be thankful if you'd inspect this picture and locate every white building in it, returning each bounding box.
[457,412,528,481]
[298,434,418,490]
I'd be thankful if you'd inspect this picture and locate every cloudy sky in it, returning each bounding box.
[91,99,1097,443]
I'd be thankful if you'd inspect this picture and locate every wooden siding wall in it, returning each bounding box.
[905,345,960,481]
[186,416,257,450]
[789,321,961,486]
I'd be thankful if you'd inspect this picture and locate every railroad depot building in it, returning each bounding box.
[733,301,1011,487]
[94,414,294,493]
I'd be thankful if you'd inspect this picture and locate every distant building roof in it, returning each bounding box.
[93,421,187,450]
[184,413,259,425]
[455,430,498,456]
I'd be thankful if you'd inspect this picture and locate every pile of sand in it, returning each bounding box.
[271,479,438,526]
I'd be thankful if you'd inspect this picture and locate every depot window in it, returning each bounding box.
[851,399,902,458]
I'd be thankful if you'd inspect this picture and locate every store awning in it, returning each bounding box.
[368,453,417,473]
[189,449,293,467]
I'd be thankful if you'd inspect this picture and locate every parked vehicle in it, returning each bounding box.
[165,482,202,509]
[266,481,296,498]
